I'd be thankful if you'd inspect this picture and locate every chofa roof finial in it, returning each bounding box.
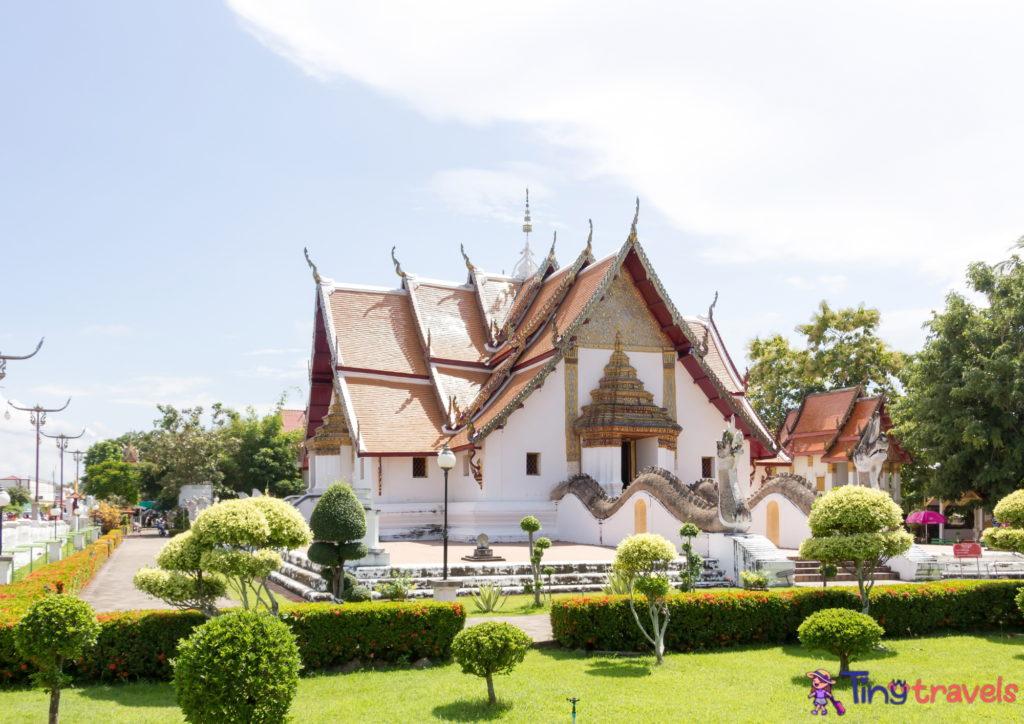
[548,231,557,263]
[303,247,321,283]
[585,219,593,256]
[460,243,475,271]
[391,246,407,278]
[630,197,640,240]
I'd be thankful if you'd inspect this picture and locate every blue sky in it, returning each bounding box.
[3,2,1023,480]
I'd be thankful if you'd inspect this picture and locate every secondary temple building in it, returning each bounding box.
[294,198,820,559]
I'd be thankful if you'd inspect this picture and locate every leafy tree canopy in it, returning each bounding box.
[746,302,904,434]
[148,404,232,509]
[897,253,1024,505]
[218,401,304,498]
[82,460,141,505]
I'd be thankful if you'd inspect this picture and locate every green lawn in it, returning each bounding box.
[1,633,1023,722]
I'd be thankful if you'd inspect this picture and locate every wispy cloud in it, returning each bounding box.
[82,324,134,337]
[29,385,92,397]
[428,168,550,223]
[242,348,303,356]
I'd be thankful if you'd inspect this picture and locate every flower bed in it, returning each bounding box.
[550,580,1024,652]
[0,599,466,685]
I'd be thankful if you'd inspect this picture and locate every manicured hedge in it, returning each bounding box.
[282,600,466,670]
[0,530,123,621]
[0,600,465,684]
[551,580,1024,652]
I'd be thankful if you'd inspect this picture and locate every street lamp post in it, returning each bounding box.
[436,442,456,580]
[6,398,71,518]
[50,507,61,538]
[0,338,44,383]
[42,430,84,534]
[0,489,10,553]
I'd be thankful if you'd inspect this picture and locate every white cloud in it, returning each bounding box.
[29,385,93,397]
[427,168,550,223]
[242,348,304,356]
[227,1,1024,280]
[82,324,134,337]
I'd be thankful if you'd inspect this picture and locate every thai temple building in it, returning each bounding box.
[755,387,911,502]
[293,195,823,561]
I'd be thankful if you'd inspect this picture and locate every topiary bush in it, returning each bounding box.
[174,610,301,724]
[982,490,1024,555]
[799,486,913,613]
[14,594,100,724]
[308,484,368,601]
[451,622,531,706]
[613,533,678,664]
[798,607,884,673]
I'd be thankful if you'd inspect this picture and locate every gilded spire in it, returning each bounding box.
[585,219,593,257]
[523,188,532,236]
[304,247,321,283]
[391,246,407,278]
[460,243,475,271]
[548,231,557,263]
[628,197,640,241]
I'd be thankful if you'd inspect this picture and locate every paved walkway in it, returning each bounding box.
[79,530,232,613]
[466,614,553,644]
[296,540,618,566]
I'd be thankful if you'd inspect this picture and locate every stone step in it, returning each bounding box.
[793,572,901,583]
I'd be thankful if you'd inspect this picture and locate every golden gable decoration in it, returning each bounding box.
[307,397,352,455]
[575,268,673,352]
[574,331,682,450]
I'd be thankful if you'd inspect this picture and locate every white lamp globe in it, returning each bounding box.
[437,443,456,471]
[49,507,61,517]
[0,490,10,509]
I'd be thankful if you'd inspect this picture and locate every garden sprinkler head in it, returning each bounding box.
[567,697,580,719]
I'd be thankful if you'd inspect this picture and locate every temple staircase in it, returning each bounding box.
[269,551,740,601]
[787,557,900,584]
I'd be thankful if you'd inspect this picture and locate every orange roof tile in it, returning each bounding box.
[411,283,489,363]
[835,399,881,441]
[479,277,520,328]
[346,378,447,454]
[329,289,428,376]
[778,410,799,448]
[790,388,860,437]
[437,368,492,409]
[791,435,833,456]
[281,409,307,434]
[519,256,616,365]
[685,320,742,394]
[517,266,572,335]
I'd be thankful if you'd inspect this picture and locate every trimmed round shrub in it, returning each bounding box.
[14,594,100,721]
[993,490,1024,528]
[452,622,531,706]
[247,496,314,550]
[807,486,904,536]
[191,499,271,548]
[174,610,301,724]
[519,516,541,534]
[798,607,884,673]
[614,533,678,577]
[309,484,367,542]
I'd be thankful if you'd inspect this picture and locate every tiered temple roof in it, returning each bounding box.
[302,204,778,463]
[765,386,912,466]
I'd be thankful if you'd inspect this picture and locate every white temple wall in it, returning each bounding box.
[749,493,812,550]
[636,437,660,471]
[555,489,688,548]
[674,363,752,489]
[491,361,570,501]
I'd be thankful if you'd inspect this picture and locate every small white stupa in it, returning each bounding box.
[511,188,539,280]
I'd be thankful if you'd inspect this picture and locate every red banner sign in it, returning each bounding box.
[953,542,982,558]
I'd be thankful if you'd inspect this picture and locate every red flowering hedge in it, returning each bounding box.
[0,600,465,684]
[551,580,1024,652]
[281,600,466,670]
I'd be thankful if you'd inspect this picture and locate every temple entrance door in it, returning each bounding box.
[621,440,636,488]
[766,501,780,547]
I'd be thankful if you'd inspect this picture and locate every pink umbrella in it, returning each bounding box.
[906,510,948,524]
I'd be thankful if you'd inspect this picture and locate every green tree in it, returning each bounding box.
[451,622,531,707]
[519,516,546,606]
[192,497,312,616]
[148,405,232,509]
[897,256,1024,505]
[746,303,904,434]
[306,483,367,600]
[799,486,913,613]
[219,403,304,498]
[79,440,121,489]
[798,608,884,674]
[133,530,227,618]
[3,485,32,513]
[82,460,141,505]
[613,533,678,665]
[13,595,100,724]
[980,490,1024,555]
[678,523,703,592]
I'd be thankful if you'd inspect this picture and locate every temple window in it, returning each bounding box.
[412,457,427,478]
[526,453,541,476]
[701,457,714,479]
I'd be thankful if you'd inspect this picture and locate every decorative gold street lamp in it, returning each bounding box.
[42,430,85,534]
[7,398,71,517]
[0,338,43,383]
[436,442,457,580]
